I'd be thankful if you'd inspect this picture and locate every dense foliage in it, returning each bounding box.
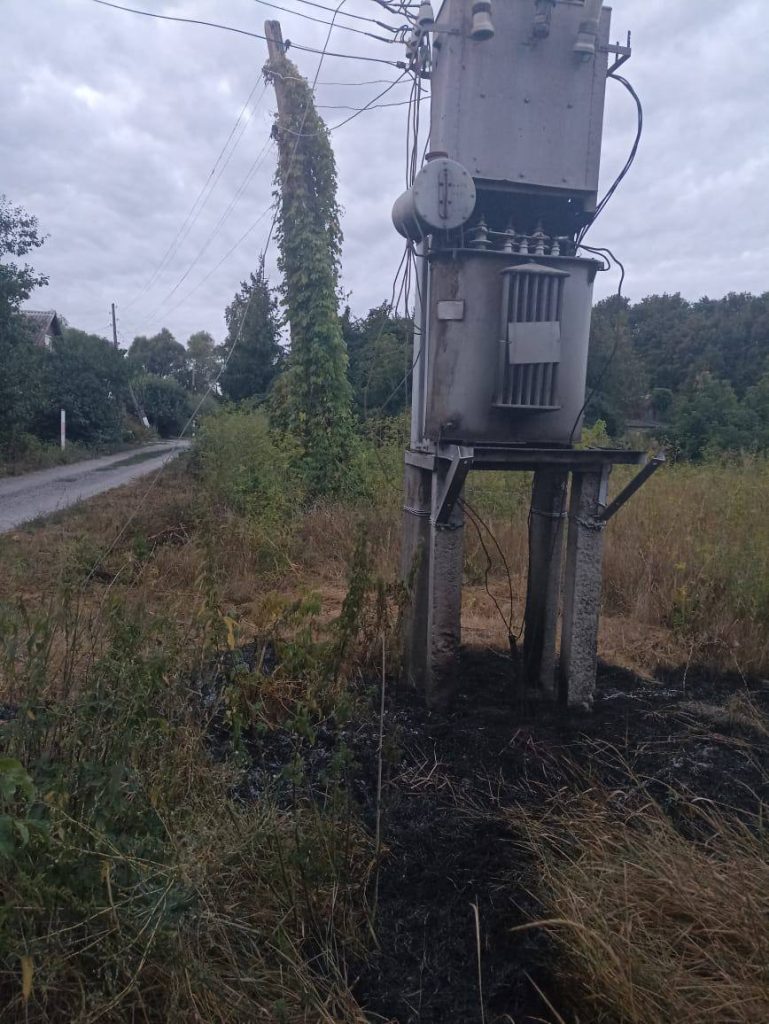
[219,262,283,403]
[343,305,412,418]
[133,374,192,438]
[45,328,130,443]
[587,291,769,456]
[128,328,187,379]
[0,196,50,445]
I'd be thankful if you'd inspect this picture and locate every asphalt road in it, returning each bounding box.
[0,441,191,534]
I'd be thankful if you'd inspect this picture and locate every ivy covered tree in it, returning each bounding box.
[265,48,355,494]
[219,261,283,403]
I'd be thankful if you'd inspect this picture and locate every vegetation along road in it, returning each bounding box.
[0,441,190,533]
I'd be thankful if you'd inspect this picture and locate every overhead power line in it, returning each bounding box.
[89,0,402,65]
[138,137,276,329]
[266,0,400,27]
[250,0,397,41]
[125,78,268,314]
[87,7,350,579]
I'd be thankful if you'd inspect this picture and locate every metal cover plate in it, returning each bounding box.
[437,300,465,321]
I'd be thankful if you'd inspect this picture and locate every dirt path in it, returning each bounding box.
[0,441,190,533]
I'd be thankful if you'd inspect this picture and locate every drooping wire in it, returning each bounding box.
[459,497,517,643]
[133,137,276,332]
[89,0,403,65]
[271,0,401,27]
[124,78,268,314]
[578,73,643,244]
[83,1,350,585]
[276,71,410,136]
[250,0,398,41]
[134,68,411,331]
[568,243,627,443]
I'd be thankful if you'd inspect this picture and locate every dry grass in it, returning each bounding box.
[5,449,769,686]
[462,457,769,677]
[513,787,769,1024]
[0,458,377,1023]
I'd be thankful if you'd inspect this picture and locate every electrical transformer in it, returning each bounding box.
[394,0,619,447]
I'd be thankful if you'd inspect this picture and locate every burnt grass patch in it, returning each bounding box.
[203,645,769,1023]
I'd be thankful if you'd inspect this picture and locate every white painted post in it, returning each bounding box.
[60,408,66,450]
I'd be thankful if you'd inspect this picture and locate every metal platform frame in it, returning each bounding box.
[401,444,657,709]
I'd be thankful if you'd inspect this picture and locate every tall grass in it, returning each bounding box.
[460,456,769,674]
[514,784,769,1024]
[0,596,371,1022]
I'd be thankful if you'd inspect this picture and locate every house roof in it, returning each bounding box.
[21,310,63,346]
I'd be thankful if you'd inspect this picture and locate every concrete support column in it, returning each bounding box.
[400,457,465,708]
[401,461,433,692]
[559,467,610,708]
[523,469,568,695]
[425,467,465,707]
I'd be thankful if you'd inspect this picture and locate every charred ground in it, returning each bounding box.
[212,644,769,1023]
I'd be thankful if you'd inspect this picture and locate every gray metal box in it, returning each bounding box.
[422,252,599,445]
[431,0,612,208]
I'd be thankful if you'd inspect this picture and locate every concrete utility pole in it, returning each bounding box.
[394,0,655,709]
[111,303,118,349]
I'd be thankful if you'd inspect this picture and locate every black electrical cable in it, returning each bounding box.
[262,0,400,28]
[459,497,516,641]
[578,73,643,244]
[279,72,409,135]
[568,244,627,443]
[89,0,403,65]
[250,0,397,42]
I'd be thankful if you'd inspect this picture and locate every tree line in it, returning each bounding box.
[0,192,411,463]
[7,43,767,477]
[587,291,769,457]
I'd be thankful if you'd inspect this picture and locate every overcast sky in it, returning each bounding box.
[3,0,768,346]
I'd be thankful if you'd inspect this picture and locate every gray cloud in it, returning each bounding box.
[3,0,768,346]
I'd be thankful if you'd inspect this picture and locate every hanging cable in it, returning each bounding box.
[84,3,349,584]
[89,0,403,65]
[578,73,643,244]
[276,0,401,27]
[459,497,518,652]
[250,0,398,41]
[277,72,409,135]
[124,78,268,313]
[568,244,627,442]
[134,138,277,332]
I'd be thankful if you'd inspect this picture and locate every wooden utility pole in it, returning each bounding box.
[111,302,119,349]
[264,20,288,121]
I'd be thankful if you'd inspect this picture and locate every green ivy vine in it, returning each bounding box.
[265,54,356,496]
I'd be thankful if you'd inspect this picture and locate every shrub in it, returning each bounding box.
[195,410,305,565]
[134,375,192,437]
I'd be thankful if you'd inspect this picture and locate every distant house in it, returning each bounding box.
[22,310,63,349]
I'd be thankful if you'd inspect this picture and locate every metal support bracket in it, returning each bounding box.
[599,452,665,523]
[434,445,474,525]
[606,31,632,75]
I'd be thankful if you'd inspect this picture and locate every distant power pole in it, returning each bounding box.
[111,303,119,349]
